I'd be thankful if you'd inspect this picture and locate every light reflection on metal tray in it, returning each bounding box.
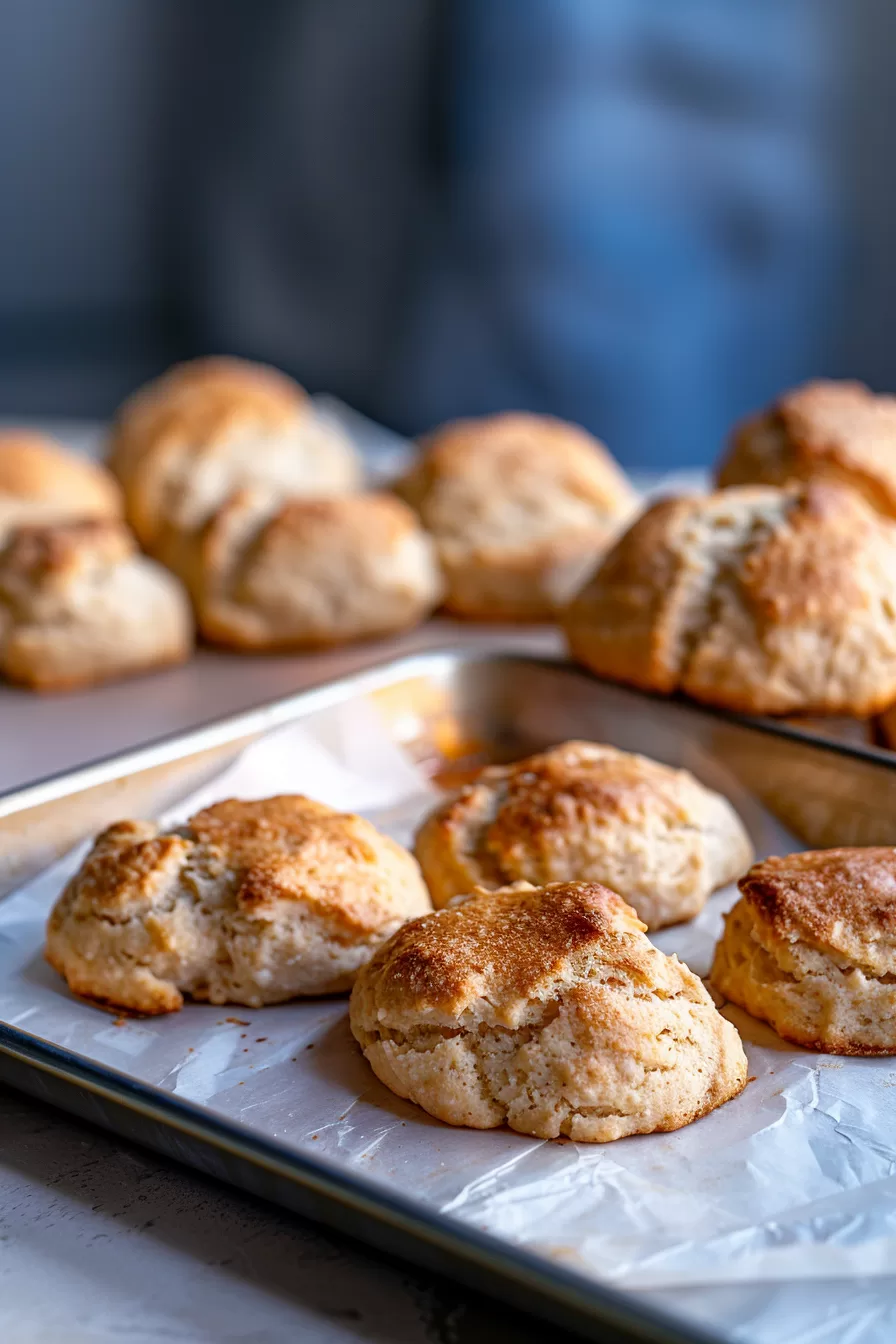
[3,650,896,1344]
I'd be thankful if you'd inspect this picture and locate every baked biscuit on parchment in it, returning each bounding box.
[350,880,747,1141]
[414,741,752,928]
[712,847,896,1054]
[46,796,432,1012]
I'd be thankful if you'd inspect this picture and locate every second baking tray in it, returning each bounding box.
[3,650,896,1344]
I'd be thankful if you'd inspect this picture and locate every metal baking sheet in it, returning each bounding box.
[2,651,896,1344]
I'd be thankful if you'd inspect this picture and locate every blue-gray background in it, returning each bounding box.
[0,0,891,469]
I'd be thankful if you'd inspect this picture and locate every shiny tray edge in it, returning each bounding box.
[4,647,896,1344]
[3,646,896,823]
[0,1024,720,1344]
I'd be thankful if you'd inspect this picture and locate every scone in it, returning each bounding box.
[350,881,747,1141]
[0,430,122,540]
[177,489,442,650]
[396,412,638,620]
[0,519,193,691]
[712,848,896,1054]
[564,482,896,717]
[46,795,432,1013]
[107,356,362,559]
[414,741,753,928]
[717,380,896,517]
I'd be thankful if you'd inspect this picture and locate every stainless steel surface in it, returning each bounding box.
[0,622,559,795]
[0,626,559,897]
[4,650,896,1344]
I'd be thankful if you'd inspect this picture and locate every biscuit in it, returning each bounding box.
[46,795,432,1013]
[564,482,896,716]
[0,431,121,540]
[350,881,747,1141]
[107,356,362,558]
[176,489,442,650]
[396,412,638,620]
[0,519,193,691]
[414,741,753,928]
[717,380,896,517]
[711,848,896,1054]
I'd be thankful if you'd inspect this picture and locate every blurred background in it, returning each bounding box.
[0,0,892,470]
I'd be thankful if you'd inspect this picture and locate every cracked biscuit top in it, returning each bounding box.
[563,482,896,716]
[46,795,431,1013]
[0,431,122,541]
[350,880,747,1141]
[413,740,752,928]
[717,380,896,519]
[107,356,362,553]
[712,848,896,1055]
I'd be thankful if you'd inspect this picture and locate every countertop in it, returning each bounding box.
[0,1083,554,1344]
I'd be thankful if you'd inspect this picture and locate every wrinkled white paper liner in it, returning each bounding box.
[2,699,896,1343]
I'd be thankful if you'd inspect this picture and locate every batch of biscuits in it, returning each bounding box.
[6,356,896,1142]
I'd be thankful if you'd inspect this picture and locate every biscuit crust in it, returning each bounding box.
[46,796,432,1013]
[178,489,442,650]
[414,741,753,928]
[0,519,193,691]
[397,412,637,619]
[350,881,747,1141]
[717,380,896,518]
[563,482,896,716]
[108,356,362,554]
[0,431,122,540]
[711,848,896,1053]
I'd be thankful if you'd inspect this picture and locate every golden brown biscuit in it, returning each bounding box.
[0,519,193,691]
[396,412,638,619]
[564,482,896,717]
[175,489,442,650]
[414,741,753,927]
[108,356,362,557]
[46,795,432,1013]
[712,848,896,1054]
[0,431,121,540]
[717,380,896,517]
[350,881,747,1141]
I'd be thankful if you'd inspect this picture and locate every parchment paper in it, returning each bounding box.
[1,701,895,1344]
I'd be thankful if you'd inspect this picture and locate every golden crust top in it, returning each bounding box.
[0,519,135,593]
[718,380,896,518]
[413,740,752,927]
[70,797,422,933]
[0,431,122,517]
[356,881,656,1023]
[108,356,306,484]
[45,796,432,1012]
[564,481,896,716]
[181,488,441,651]
[107,357,363,550]
[737,848,896,969]
[400,412,636,540]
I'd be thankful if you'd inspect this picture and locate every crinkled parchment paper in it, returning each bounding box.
[1,700,895,1344]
